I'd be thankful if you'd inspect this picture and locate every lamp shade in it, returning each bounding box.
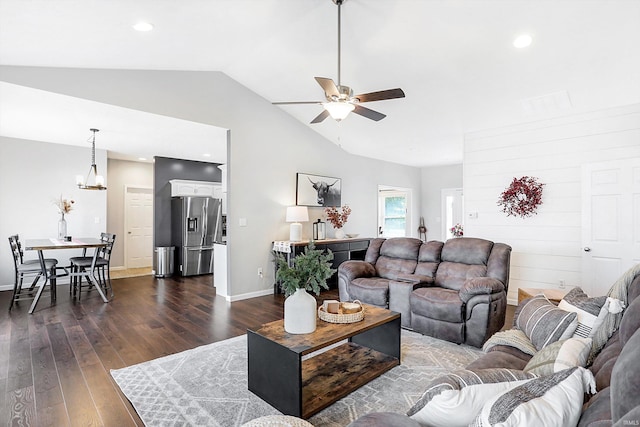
[286,206,309,223]
[323,101,355,121]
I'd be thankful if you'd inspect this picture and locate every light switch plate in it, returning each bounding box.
[239,218,247,227]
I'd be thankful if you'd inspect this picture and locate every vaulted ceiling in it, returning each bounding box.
[1,0,639,167]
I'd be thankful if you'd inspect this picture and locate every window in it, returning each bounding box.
[378,186,411,238]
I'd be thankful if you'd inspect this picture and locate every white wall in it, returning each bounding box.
[464,103,640,304]
[0,137,107,289]
[106,159,154,268]
[420,164,463,242]
[0,66,421,299]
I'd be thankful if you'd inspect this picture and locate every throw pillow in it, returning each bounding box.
[523,337,592,376]
[406,368,537,427]
[558,287,608,338]
[471,367,596,427]
[514,294,578,350]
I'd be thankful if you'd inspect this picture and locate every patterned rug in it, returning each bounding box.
[111,330,482,426]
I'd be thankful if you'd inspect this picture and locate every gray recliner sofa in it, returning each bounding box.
[338,237,512,347]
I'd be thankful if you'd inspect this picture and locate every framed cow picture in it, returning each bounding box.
[296,173,342,207]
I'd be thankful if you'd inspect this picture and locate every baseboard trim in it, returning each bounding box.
[226,288,273,302]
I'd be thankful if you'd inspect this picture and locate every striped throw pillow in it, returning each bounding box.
[515,294,578,351]
[558,287,608,338]
[471,367,596,427]
[407,368,537,427]
[523,337,592,376]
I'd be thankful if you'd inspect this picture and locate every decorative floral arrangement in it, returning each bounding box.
[53,195,75,215]
[497,176,545,218]
[450,223,464,237]
[325,205,351,229]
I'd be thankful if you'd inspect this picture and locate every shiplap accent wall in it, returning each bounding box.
[464,103,640,304]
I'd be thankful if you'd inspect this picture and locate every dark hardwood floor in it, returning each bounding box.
[0,276,514,426]
[0,275,319,426]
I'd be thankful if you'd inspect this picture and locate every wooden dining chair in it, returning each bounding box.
[70,233,116,300]
[8,235,58,311]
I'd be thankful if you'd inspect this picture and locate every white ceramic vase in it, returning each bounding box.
[284,288,317,334]
[334,228,345,239]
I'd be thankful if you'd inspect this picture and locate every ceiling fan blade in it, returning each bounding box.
[353,88,405,103]
[272,101,322,105]
[352,105,386,121]
[310,109,330,124]
[315,77,340,97]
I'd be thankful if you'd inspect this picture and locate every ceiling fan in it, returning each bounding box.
[272,0,405,123]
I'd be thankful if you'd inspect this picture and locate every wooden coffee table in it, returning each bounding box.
[247,304,401,419]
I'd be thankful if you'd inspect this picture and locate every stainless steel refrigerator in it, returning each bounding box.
[171,196,222,276]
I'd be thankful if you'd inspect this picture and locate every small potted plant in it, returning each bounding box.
[451,223,464,238]
[275,242,336,334]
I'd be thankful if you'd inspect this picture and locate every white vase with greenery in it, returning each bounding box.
[276,242,336,334]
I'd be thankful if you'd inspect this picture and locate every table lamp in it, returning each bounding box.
[286,206,309,242]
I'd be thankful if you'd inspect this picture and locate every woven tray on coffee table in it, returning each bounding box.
[318,301,364,324]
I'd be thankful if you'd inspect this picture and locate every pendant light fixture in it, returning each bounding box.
[76,128,107,190]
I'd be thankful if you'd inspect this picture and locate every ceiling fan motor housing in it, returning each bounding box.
[328,85,354,102]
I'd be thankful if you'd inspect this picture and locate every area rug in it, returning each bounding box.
[111,330,482,426]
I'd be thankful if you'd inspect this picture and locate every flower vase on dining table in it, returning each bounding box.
[58,213,67,239]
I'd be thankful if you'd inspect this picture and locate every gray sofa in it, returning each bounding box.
[338,237,512,347]
[348,271,640,427]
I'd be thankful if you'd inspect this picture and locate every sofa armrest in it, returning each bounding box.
[389,280,428,328]
[395,273,434,286]
[338,260,376,282]
[459,277,505,303]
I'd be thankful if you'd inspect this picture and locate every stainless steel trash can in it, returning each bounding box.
[154,246,175,277]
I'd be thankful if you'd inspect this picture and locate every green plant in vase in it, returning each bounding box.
[276,242,336,297]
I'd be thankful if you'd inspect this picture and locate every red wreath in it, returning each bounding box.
[498,176,545,218]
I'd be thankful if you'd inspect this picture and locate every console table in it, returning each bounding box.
[273,238,373,294]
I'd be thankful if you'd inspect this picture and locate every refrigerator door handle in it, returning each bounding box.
[201,202,207,246]
[185,246,214,251]
[213,202,222,243]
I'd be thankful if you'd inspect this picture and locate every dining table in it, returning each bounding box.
[24,237,109,314]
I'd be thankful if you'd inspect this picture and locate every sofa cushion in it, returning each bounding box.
[406,368,536,427]
[514,294,578,351]
[472,367,596,427]
[611,328,640,423]
[585,330,622,395]
[434,262,488,291]
[467,344,532,371]
[618,294,640,345]
[577,387,612,427]
[523,337,592,376]
[349,278,390,307]
[411,287,464,323]
[558,287,608,338]
[441,237,493,265]
[375,238,421,280]
[414,240,443,278]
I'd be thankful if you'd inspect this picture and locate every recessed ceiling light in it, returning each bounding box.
[138,157,147,161]
[513,34,533,49]
[133,22,154,32]
[203,153,211,157]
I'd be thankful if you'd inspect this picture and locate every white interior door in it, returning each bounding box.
[125,187,153,269]
[442,188,464,240]
[582,158,640,296]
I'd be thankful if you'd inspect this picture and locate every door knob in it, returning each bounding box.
[584,247,591,252]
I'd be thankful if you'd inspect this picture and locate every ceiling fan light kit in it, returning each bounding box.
[273,0,405,123]
[76,128,107,190]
